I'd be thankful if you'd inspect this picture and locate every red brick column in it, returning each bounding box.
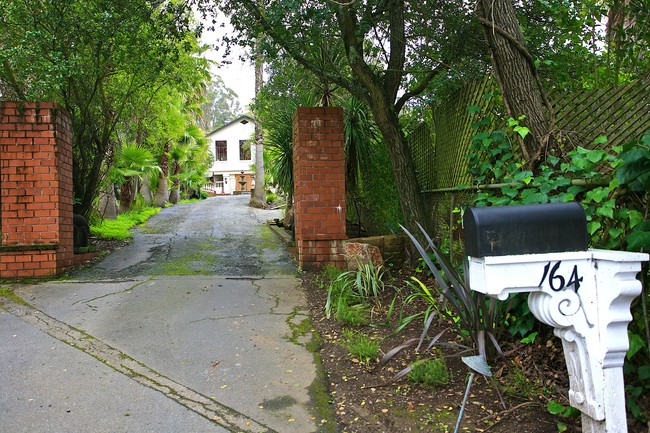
[292,107,346,270]
[0,102,75,278]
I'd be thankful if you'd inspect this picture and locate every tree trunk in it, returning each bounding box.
[154,177,168,207]
[154,141,170,207]
[99,183,118,219]
[475,0,552,167]
[250,37,266,209]
[369,100,430,235]
[169,162,181,204]
[119,176,133,214]
[169,187,180,204]
[140,175,153,203]
[335,4,429,237]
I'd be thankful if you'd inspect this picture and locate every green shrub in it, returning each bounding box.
[325,261,389,326]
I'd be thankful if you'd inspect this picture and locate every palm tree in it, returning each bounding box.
[169,124,210,203]
[111,144,161,213]
[168,142,188,204]
[153,140,171,207]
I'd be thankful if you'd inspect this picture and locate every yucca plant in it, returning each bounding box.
[382,223,510,373]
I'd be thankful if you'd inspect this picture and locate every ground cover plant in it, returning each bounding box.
[90,207,161,241]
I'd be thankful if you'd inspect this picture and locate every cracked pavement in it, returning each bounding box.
[0,196,332,433]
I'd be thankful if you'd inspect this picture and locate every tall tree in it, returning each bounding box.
[213,0,467,232]
[0,0,210,216]
[249,37,266,209]
[198,76,242,131]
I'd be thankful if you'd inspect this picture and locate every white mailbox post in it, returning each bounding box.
[464,203,648,433]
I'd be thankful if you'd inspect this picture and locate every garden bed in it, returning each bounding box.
[301,268,582,433]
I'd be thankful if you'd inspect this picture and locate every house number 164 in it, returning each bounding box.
[538,261,583,292]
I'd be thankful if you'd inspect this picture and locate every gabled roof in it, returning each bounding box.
[207,115,255,137]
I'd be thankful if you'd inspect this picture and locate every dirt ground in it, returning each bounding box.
[301,268,582,433]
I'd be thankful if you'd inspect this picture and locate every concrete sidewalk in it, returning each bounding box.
[0,196,334,433]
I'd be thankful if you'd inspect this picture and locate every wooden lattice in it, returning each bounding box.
[410,78,650,238]
[550,79,650,152]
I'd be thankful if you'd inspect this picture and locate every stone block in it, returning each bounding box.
[344,242,384,270]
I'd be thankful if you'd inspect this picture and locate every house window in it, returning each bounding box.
[239,140,251,160]
[215,141,227,161]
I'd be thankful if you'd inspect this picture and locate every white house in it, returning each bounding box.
[204,115,256,195]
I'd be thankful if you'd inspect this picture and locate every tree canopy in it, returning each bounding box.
[1,0,214,216]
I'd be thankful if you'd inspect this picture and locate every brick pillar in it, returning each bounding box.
[0,102,75,278]
[292,107,346,270]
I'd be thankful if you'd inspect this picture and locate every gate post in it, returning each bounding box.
[292,107,346,270]
[0,102,75,278]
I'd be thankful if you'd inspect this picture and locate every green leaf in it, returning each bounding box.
[521,191,548,204]
[585,187,609,203]
[588,221,602,235]
[628,211,645,228]
[513,170,534,183]
[627,332,646,359]
[467,105,481,115]
[638,366,650,381]
[547,401,566,415]
[520,332,538,344]
[593,135,608,145]
[514,125,530,140]
[609,227,624,239]
[626,229,650,251]
[586,149,607,163]
[561,193,575,202]
[595,199,615,218]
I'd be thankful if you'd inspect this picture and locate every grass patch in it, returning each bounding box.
[0,287,27,305]
[90,207,160,240]
[334,301,370,326]
[177,198,201,205]
[502,364,539,398]
[340,329,380,365]
[407,357,450,388]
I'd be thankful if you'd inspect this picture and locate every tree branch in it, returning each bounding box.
[1,60,26,100]
[395,66,444,112]
[237,0,356,96]
[385,0,406,99]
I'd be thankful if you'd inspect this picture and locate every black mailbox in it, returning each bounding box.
[463,202,588,257]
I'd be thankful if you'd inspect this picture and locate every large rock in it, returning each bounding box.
[344,242,384,270]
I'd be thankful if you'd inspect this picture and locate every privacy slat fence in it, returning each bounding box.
[411,78,650,240]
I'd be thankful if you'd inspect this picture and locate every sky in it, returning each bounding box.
[200,15,256,111]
